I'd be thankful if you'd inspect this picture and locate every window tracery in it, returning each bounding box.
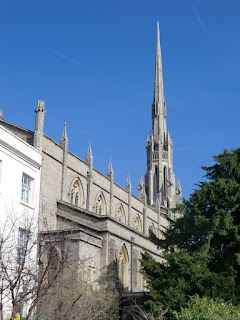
[149,223,156,235]
[70,179,82,207]
[133,215,142,232]
[95,193,106,215]
[116,205,126,223]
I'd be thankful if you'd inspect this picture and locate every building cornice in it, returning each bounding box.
[0,137,42,169]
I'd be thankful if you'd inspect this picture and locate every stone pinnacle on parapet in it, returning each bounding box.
[86,141,93,167]
[60,122,68,148]
[107,157,114,178]
[125,171,131,192]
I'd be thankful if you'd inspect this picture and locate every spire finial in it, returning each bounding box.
[107,157,114,178]
[60,122,68,147]
[125,171,131,192]
[86,141,93,167]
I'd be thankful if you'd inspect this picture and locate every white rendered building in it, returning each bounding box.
[0,123,42,319]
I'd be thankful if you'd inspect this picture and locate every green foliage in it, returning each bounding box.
[6,314,43,320]
[141,148,240,319]
[174,295,240,320]
[6,313,20,320]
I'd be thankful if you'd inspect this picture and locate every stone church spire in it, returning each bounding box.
[145,22,176,209]
[152,21,166,144]
[153,22,164,107]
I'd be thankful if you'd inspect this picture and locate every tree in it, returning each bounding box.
[0,210,68,320]
[141,148,240,319]
[0,210,119,320]
[174,295,240,320]
[37,259,119,320]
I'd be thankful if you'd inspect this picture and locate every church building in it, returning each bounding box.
[0,23,182,318]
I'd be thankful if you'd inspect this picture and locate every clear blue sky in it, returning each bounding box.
[1,0,240,200]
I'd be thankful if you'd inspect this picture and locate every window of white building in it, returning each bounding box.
[21,174,33,205]
[17,229,27,265]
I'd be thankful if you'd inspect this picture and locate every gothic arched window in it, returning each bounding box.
[116,205,126,223]
[70,179,83,207]
[118,244,129,292]
[149,223,156,235]
[133,215,142,232]
[95,193,106,215]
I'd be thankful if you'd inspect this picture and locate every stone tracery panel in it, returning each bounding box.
[149,223,156,235]
[133,214,142,232]
[95,193,106,215]
[115,204,126,223]
[70,178,83,207]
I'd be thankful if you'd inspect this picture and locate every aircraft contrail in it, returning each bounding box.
[50,50,96,71]
[192,2,207,34]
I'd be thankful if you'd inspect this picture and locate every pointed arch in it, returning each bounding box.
[115,204,126,223]
[118,243,129,292]
[133,214,142,232]
[95,192,107,215]
[149,223,156,235]
[69,177,84,207]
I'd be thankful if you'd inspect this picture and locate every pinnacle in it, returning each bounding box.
[125,171,131,192]
[156,194,160,208]
[141,183,147,204]
[60,122,68,143]
[176,177,182,194]
[86,141,93,166]
[107,157,114,177]
[137,175,143,190]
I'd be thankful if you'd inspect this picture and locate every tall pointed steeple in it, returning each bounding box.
[152,22,166,144]
[153,22,164,107]
[145,23,177,208]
